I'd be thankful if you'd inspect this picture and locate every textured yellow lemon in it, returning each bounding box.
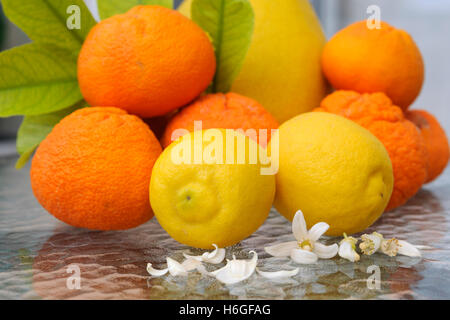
[272,112,394,236]
[179,0,327,123]
[150,129,276,249]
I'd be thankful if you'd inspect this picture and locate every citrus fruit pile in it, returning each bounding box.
[31,5,279,245]
[317,21,449,211]
[28,5,448,249]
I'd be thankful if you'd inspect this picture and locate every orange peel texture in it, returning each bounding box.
[30,107,163,230]
[162,93,279,148]
[78,5,216,118]
[322,21,424,110]
[406,109,449,183]
[315,91,428,211]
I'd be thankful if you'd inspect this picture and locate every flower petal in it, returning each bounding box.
[338,241,359,262]
[313,242,338,259]
[264,241,298,257]
[292,210,308,241]
[182,253,203,262]
[413,245,433,250]
[256,267,299,279]
[196,264,214,277]
[146,263,168,277]
[210,264,228,277]
[203,244,226,264]
[213,252,258,285]
[397,240,421,257]
[290,248,318,264]
[246,251,258,273]
[308,222,330,242]
[183,244,226,264]
[181,258,202,271]
[167,257,188,277]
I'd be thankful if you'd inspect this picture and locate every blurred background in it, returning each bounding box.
[0,0,449,155]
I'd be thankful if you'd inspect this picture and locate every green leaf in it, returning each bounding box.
[1,0,96,53]
[98,0,174,19]
[0,43,82,117]
[191,0,254,93]
[15,102,86,169]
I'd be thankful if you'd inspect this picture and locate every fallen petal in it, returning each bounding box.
[247,251,258,271]
[196,264,215,277]
[183,244,226,264]
[264,241,297,257]
[414,245,433,250]
[181,258,203,271]
[256,267,299,279]
[213,252,258,285]
[313,242,338,259]
[182,253,203,262]
[397,240,422,257]
[203,244,226,264]
[146,263,168,277]
[290,248,318,264]
[167,257,189,276]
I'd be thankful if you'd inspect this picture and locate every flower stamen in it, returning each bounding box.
[298,239,314,251]
[380,238,400,257]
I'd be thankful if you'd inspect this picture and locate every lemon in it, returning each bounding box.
[272,112,394,236]
[179,0,327,123]
[150,129,276,249]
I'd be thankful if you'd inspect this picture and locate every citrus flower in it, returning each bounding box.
[211,251,258,285]
[147,257,202,277]
[359,232,383,255]
[359,232,422,258]
[338,233,360,262]
[183,244,226,264]
[264,210,338,264]
[380,238,421,257]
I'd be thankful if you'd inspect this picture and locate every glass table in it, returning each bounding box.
[0,155,449,299]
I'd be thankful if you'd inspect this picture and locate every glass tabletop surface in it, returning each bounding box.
[0,155,449,300]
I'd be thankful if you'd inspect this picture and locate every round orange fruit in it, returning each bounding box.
[78,5,216,118]
[322,21,424,110]
[406,109,450,183]
[30,107,163,230]
[162,93,279,148]
[315,90,428,211]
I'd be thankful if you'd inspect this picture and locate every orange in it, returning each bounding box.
[322,21,424,110]
[78,5,216,118]
[315,90,428,211]
[406,110,449,183]
[161,93,279,148]
[30,107,163,230]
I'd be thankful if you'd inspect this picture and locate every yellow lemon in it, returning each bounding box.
[179,0,327,123]
[150,129,276,249]
[272,112,394,236]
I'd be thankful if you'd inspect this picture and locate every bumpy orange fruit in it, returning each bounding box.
[31,107,162,230]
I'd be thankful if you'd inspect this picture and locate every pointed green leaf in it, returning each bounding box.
[1,0,96,53]
[15,148,36,170]
[98,0,174,20]
[191,0,254,93]
[15,102,86,169]
[0,43,82,117]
